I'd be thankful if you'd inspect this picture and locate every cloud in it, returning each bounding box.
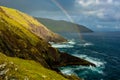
[74,0,120,21]
[77,0,95,7]
[96,25,105,29]
[75,0,118,7]
[107,0,113,4]
[115,26,120,29]
[0,0,120,24]
[80,9,104,18]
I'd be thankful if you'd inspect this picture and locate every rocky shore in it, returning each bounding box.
[0,6,95,80]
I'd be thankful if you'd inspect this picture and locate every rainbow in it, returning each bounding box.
[51,0,83,40]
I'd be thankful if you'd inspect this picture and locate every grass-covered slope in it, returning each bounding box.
[0,6,68,80]
[0,6,66,43]
[0,6,95,80]
[0,6,62,69]
[36,18,93,33]
[0,52,68,80]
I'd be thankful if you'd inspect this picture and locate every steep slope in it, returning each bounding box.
[0,52,68,80]
[36,18,93,33]
[0,7,49,68]
[0,6,66,43]
[0,6,95,80]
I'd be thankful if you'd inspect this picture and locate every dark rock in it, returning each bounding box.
[51,53,96,68]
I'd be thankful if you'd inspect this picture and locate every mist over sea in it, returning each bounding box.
[52,32,120,80]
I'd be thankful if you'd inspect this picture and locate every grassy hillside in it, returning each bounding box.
[0,6,95,80]
[0,6,69,80]
[0,52,68,80]
[0,6,66,43]
[36,18,93,33]
[0,6,62,68]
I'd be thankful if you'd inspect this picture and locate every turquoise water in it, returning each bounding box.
[52,32,120,80]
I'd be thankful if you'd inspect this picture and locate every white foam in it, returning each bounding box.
[60,67,75,75]
[77,42,94,47]
[83,42,94,47]
[50,40,76,48]
[50,40,93,48]
[60,54,106,76]
[67,40,76,45]
[51,44,73,48]
[73,54,106,67]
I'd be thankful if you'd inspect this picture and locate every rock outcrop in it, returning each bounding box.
[57,53,95,67]
[0,6,95,80]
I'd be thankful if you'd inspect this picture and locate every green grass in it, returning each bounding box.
[0,6,43,28]
[0,7,41,46]
[0,6,62,67]
[0,52,68,80]
[0,6,66,43]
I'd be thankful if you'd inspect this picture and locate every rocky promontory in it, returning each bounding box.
[0,6,95,80]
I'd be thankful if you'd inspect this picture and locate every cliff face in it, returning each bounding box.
[0,6,61,68]
[0,6,66,43]
[0,6,95,80]
[35,18,93,33]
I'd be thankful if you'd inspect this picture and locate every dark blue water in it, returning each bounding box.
[52,32,120,80]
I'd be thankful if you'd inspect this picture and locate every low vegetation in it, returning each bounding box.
[0,52,68,80]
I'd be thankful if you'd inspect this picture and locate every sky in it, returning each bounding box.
[0,0,120,31]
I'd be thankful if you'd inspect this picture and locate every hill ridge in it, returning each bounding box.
[35,17,93,33]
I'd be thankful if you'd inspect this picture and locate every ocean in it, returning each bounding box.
[51,32,120,80]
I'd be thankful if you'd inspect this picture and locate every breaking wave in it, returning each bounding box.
[50,40,75,48]
[60,54,106,77]
[50,39,94,48]
[77,42,94,47]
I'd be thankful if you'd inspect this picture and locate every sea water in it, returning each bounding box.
[51,32,120,80]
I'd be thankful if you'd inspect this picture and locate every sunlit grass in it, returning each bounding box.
[0,53,68,80]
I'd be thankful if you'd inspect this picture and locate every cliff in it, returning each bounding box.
[0,6,66,43]
[0,6,95,80]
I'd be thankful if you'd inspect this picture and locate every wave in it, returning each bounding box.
[60,54,106,76]
[60,67,76,75]
[83,42,94,47]
[78,42,94,47]
[73,54,106,68]
[67,39,76,45]
[51,44,74,48]
[50,40,75,48]
[50,39,94,48]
